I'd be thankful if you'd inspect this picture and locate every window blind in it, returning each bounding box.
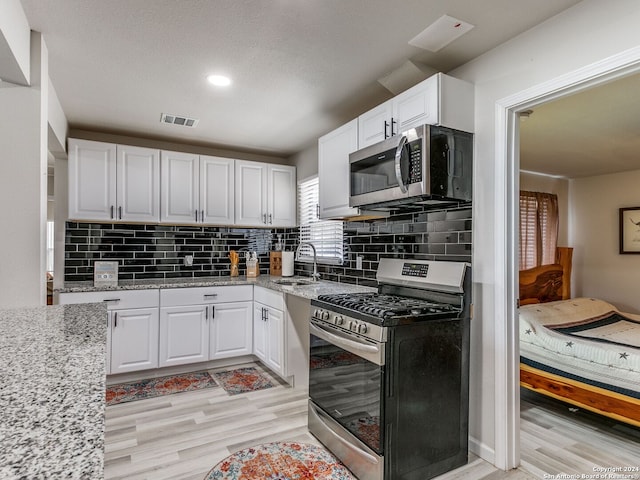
[519,191,558,270]
[297,177,344,265]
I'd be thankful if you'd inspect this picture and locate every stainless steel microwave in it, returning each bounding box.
[349,124,472,210]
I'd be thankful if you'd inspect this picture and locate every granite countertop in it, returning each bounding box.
[57,275,377,300]
[0,303,106,479]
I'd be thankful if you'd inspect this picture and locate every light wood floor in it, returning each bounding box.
[104,363,640,480]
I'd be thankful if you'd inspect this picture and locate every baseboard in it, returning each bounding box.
[469,435,495,466]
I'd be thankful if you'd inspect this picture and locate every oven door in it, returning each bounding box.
[308,318,385,455]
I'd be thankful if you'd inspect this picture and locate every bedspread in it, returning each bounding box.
[519,297,640,397]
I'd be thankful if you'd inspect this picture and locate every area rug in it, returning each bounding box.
[203,441,356,479]
[212,367,274,395]
[106,371,218,406]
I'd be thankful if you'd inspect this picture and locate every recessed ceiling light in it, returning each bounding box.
[207,74,231,87]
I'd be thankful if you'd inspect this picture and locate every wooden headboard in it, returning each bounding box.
[519,247,573,306]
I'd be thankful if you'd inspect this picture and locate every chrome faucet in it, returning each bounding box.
[296,242,320,281]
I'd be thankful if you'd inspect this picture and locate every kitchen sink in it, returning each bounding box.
[273,278,315,286]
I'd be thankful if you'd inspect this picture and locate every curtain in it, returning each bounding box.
[519,191,559,270]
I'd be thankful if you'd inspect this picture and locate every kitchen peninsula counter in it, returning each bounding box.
[0,303,106,479]
[57,275,376,299]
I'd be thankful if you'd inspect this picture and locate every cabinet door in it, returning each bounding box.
[117,145,160,222]
[265,306,285,375]
[235,160,267,226]
[107,311,113,374]
[392,74,438,132]
[110,307,159,374]
[318,119,360,219]
[200,155,235,224]
[267,164,296,227]
[160,151,200,224]
[68,139,117,221]
[358,100,393,148]
[209,301,253,359]
[253,303,268,362]
[159,305,209,367]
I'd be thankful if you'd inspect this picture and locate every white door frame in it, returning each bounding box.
[493,45,640,470]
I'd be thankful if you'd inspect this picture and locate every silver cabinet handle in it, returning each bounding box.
[103,298,121,303]
[211,306,215,319]
[195,210,199,222]
[201,210,205,223]
[203,293,218,298]
[110,205,114,219]
[391,117,397,136]
[384,120,389,139]
[268,213,272,224]
[205,306,208,320]
[118,206,122,219]
[113,311,118,328]
[262,213,267,224]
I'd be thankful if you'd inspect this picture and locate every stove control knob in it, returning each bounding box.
[313,309,320,318]
[321,310,330,320]
[333,315,344,326]
[357,324,368,335]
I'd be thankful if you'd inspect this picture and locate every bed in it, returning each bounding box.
[519,247,640,427]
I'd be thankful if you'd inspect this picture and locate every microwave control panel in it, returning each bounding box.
[408,140,422,183]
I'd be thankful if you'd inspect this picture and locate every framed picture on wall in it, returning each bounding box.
[619,207,640,254]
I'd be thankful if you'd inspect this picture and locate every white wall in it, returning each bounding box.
[520,172,570,247]
[570,169,640,313]
[450,0,640,468]
[0,0,30,84]
[0,32,49,307]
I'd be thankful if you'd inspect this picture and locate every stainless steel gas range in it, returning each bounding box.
[308,258,471,480]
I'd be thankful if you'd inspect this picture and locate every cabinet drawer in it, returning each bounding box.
[160,285,253,307]
[254,286,284,310]
[58,289,159,310]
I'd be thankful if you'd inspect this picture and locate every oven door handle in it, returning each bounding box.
[310,322,384,366]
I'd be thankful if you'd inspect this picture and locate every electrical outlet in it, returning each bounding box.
[356,255,363,270]
[184,255,194,266]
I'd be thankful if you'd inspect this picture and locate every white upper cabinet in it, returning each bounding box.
[357,101,393,149]
[160,150,200,224]
[161,152,235,225]
[200,155,235,225]
[318,119,360,219]
[117,145,161,222]
[357,73,474,148]
[69,139,116,221]
[235,160,296,227]
[69,139,160,222]
[267,164,296,227]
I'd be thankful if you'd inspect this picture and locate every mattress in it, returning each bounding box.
[519,297,640,398]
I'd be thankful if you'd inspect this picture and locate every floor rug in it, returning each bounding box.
[203,441,356,479]
[212,367,274,395]
[106,371,218,406]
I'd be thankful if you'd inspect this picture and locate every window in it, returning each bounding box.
[519,191,559,270]
[297,176,344,264]
[46,221,55,274]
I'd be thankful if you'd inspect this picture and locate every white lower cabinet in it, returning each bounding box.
[159,285,253,368]
[210,301,253,359]
[110,307,159,374]
[159,305,208,367]
[58,289,160,375]
[253,286,286,377]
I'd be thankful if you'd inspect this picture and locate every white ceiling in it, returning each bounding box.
[520,72,640,179]
[19,0,582,158]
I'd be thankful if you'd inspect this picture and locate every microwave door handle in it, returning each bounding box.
[394,135,409,193]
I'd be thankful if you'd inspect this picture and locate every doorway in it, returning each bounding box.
[495,46,640,469]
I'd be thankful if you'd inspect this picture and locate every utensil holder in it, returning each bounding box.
[230,263,239,277]
[246,259,259,277]
[269,251,282,276]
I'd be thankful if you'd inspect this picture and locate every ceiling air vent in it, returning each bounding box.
[160,113,199,128]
